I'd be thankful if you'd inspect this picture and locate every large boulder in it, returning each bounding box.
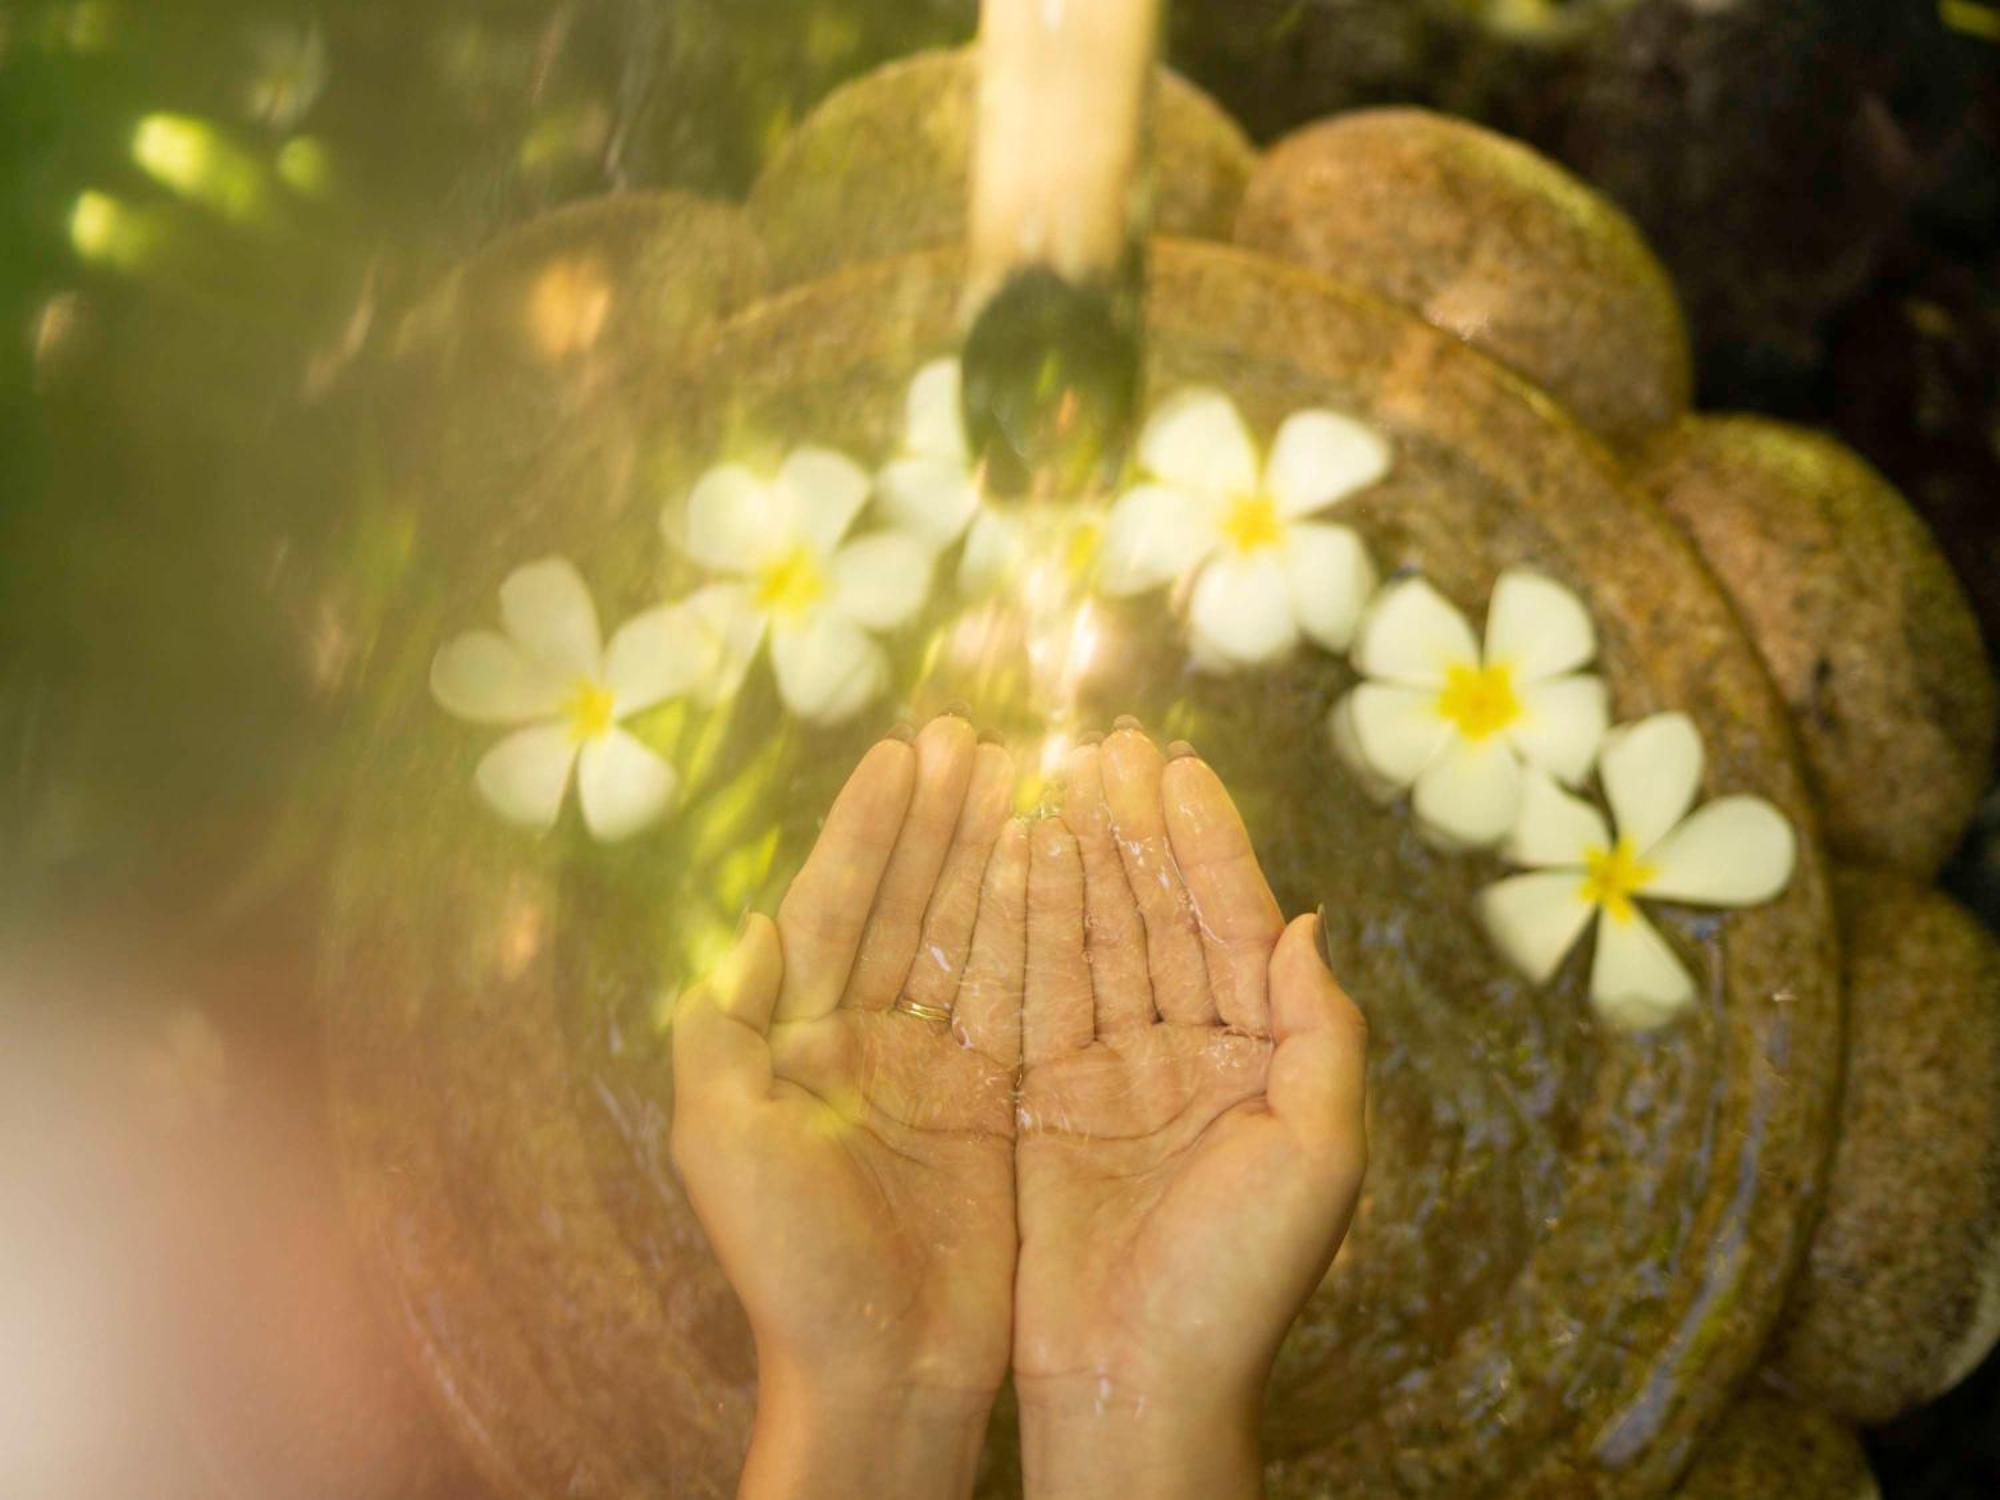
[1633,415,1995,876]
[1768,867,2000,1424]
[1670,1392,1875,1499]
[1235,107,1692,450]
[746,47,1256,288]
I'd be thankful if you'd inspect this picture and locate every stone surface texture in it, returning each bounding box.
[1768,867,2000,1425]
[1234,106,1692,450]
[1634,415,1996,878]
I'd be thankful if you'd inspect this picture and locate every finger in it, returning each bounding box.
[1163,748,1285,1035]
[672,914,783,1116]
[1266,914,1369,1175]
[774,736,917,1023]
[904,740,1016,1014]
[1100,723,1213,1026]
[1024,817,1095,1066]
[1059,742,1153,1034]
[954,818,1028,1069]
[845,714,979,1010]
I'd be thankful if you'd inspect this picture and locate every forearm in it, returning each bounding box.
[740,1363,993,1500]
[1017,1379,1264,1500]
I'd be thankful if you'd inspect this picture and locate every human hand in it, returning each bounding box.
[1011,724,1369,1499]
[671,715,1025,1500]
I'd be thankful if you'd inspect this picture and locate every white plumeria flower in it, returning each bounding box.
[669,447,932,724]
[1477,713,1798,1030]
[875,357,1101,594]
[1330,570,1610,849]
[430,557,713,841]
[1096,387,1387,668]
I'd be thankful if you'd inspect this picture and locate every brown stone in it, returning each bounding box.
[1670,1392,1875,1499]
[1633,415,1996,877]
[328,238,1841,1498]
[1235,107,1692,450]
[746,48,1256,288]
[1768,867,2000,1425]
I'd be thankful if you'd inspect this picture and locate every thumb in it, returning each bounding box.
[1265,912,1368,1171]
[672,913,783,1116]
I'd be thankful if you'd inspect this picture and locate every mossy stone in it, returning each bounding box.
[329,239,1839,1499]
[1234,107,1692,450]
[1669,1392,1875,1499]
[1633,415,1996,877]
[1767,867,2000,1425]
[745,47,1256,288]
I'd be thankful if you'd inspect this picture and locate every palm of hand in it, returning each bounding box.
[754,1009,1018,1388]
[1011,728,1368,1405]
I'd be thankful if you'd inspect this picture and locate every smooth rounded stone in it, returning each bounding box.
[386,191,765,555]
[1767,868,2000,1426]
[1670,1392,1876,1499]
[1632,415,1996,877]
[328,237,1840,1499]
[745,47,1256,288]
[1234,107,1691,450]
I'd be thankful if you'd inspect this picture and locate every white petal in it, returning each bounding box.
[680,464,781,573]
[1503,768,1612,869]
[1188,551,1299,667]
[473,723,577,830]
[1265,408,1392,517]
[1477,872,1598,985]
[1639,796,1797,907]
[1097,483,1221,596]
[830,532,934,631]
[677,583,767,703]
[431,630,564,724]
[769,613,890,724]
[957,509,1026,593]
[1483,569,1597,684]
[1339,683,1451,788]
[1284,522,1378,653]
[1589,908,1696,1029]
[1507,674,1610,786]
[576,727,677,842]
[779,447,872,557]
[905,357,969,464]
[877,456,980,549]
[1600,712,1704,857]
[1138,387,1259,497]
[1352,576,1481,688]
[1327,692,1402,804]
[499,557,601,678]
[601,602,713,715]
[1412,736,1526,849]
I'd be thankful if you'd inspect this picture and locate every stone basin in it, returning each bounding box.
[326,219,1846,1497]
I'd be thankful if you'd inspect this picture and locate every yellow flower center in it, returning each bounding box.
[1579,839,1659,925]
[1436,662,1523,740]
[1064,518,1103,580]
[755,545,826,618]
[564,679,616,743]
[1219,493,1284,554]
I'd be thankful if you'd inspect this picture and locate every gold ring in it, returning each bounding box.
[891,997,953,1025]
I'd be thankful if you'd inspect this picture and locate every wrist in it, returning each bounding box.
[1016,1373,1265,1500]
[742,1360,994,1500]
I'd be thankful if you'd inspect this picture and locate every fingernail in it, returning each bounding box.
[1166,739,1198,761]
[1113,714,1143,733]
[735,909,754,939]
[887,721,916,743]
[943,699,972,720]
[1076,730,1104,747]
[978,728,1006,746]
[1315,903,1336,971]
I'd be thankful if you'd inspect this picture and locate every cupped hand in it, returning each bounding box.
[1012,725,1369,1493]
[670,715,1025,1493]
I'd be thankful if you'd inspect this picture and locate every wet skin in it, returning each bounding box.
[672,717,1369,1500]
